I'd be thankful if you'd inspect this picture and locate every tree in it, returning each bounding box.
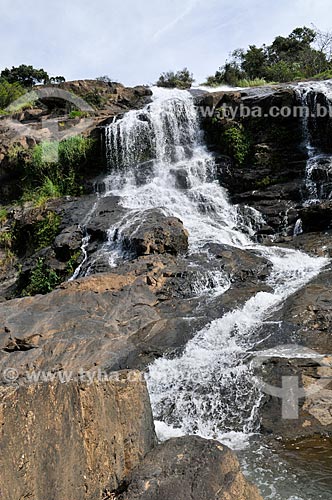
[241,45,267,79]
[313,25,332,62]
[1,65,50,87]
[205,25,329,86]
[156,68,194,89]
[269,27,317,63]
[96,75,113,83]
[50,76,66,84]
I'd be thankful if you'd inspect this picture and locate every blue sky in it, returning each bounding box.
[1,0,331,86]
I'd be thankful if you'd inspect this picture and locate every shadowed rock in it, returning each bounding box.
[118,436,263,500]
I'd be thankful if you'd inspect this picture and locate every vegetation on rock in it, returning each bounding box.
[156,68,194,89]
[9,136,95,204]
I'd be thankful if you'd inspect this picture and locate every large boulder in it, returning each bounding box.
[122,209,189,256]
[0,373,156,500]
[118,436,262,500]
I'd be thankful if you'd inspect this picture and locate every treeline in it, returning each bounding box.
[156,26,332,89]
[206,26,332,86]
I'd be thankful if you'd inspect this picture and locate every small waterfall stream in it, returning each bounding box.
[296,81,332,204]
[92,87,329,498]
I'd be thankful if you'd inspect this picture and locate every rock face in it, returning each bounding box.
[122,209,189,257]
[198,87,306,238]
[0,373,156,500]
[257,266,332,439]
[118,436,263,500]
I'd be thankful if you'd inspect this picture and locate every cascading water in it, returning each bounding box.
[296,81,332,204]
[100,87,328,499]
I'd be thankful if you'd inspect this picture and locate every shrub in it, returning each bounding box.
[96,75,113,83]
[34,211,61,251]
[68,110,87,119]
[156,68,194,89]
[220,125,250,166]
[0,208,8,225]
[0,80,25,109]
[22,258,62,296]
[85,90,106,108]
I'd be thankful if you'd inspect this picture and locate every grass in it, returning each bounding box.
[236,78,275,88]
[201,77,276,88]
[312,69,332,80]
[69,110,89,119]
[9,135,95,204]
[0,208,8,225]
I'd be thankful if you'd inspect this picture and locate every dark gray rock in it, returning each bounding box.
[122,209,189,257]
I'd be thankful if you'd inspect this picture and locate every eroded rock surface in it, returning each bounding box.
[0,373,156,500]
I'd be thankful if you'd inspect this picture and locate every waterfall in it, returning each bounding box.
[101,87,327,499]
[296,81,332,204]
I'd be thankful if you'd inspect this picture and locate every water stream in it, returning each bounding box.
[87,86,330,498]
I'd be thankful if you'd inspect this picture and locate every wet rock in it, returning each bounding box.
[53,225,83,261]
[0,243,273,376]
[118,436,263,500]
[169,167,190,189]
[122,209,189,256]
[204,243,272,283]
[86,195,126,241]
[257,267,332,439]
[300,201,332,233]
[0,373,156,500]
[280,230,332,257]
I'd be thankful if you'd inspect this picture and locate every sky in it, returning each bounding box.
[1,0,332,86]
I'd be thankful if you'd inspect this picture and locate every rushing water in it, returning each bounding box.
[100,87,329,498]
[296,80,332,205]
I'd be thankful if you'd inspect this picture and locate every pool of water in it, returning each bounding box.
[238,436,332,500]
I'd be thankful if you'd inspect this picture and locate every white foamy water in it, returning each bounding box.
[101,86,329,499]
[296,80,332,204]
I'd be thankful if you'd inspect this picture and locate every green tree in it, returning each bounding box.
[1,65,50,87]
[156,68,194,89]
[50,76,66,84]
[241,45,267,79]
[205,25,329,86]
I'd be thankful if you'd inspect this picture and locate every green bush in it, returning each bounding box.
[0,208,8,225]
[22,258,62,296]
[220,125,250,166]
[85,90,106,108]
[156,68,194,89]
[0,79,25,109]
[34,211,61,250]
[69,110,87,119]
